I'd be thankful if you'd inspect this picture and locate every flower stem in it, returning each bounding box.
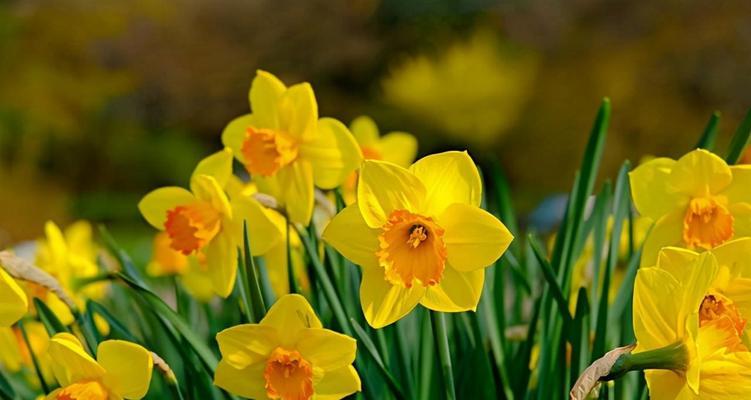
[604,341,689,380]
[430,311,456,400]
[17,320,50,394]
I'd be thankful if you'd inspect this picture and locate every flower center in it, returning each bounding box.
[241,127,298,177]
[699,293,747,339]
[377,210,447,288]
[361,146,382,160]
[263,347,314,400]
[164,202,221,255]
[56,381,108,400]
[682,196,734,249]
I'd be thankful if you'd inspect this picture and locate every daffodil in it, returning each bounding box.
[146,232,214,302]
[0,322,53,386]
[629,148,751,267]
[221,70,362,225]
[633,238,751,398]
[46,333,153,400]
[323,151,514,328]
[214,294,360,400]
[139,148,283,297]
[0,266,27,326]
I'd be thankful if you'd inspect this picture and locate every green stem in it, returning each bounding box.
[286,216,299,294]
[604,341,688,381]
[430,311,456,400]
[18,320,50,394]
[242,221,267,322]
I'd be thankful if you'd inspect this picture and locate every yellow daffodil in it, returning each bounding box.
[0,266,27,326]
[214,294,360,400]
[146,232,214,302]
[629,148,751,267]
[46,333,153,400]
[221,70,362,225]
[139,148,283,297]
[323,151,514,328]
[633,238,751,398]
[0,322,53,386]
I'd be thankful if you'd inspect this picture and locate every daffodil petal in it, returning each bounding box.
[48,333,105,387]
[216,324,278,369]
[249,70,286,129]
[409,151,482,215]
[98,340,153,399]
[654,247,700,286]
[709,237,751,278]
[379,132,417,168]
[357,160,426,228]
[0,268,27,326]
[221,114,256,163]
[628,157,685,220]
[632,268,682,352]
[206,231,238,298]
[640,210,684,268]
[301,117,363,189]
[730,201,751,239]
[438,203,513,272]
[191,175,232,218]
[296,328,357,371]
[191,148,234,190]
[644,370,692,400]
[721,165,751,205]
[261,294,322,346]
[138,187,196,230]
[314,365,362,400]
[670,149,732,198]
[322,204,380,270]
[214,360,267,400]
[360,268,424,328]
[228,196,284,255]
[350,115,380,147]
[278,82,317,141]
[420,267,484,312]
[277,160,315,225]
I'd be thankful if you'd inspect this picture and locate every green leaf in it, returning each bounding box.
[528,235,572,326]
[569,287,591,388]
[238,221,266,323]
[695,111,721,150]
[0,367,17,400]
[33,297,69,336]
[726,108,751,164]
[350,318,406,399]
[87,300,140,343]
[430,311,456,400]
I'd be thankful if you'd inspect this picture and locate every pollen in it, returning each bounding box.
[699,293,747,339]
[164,202,221,255]
[682,196,734,250]
[241,127,298,177]
[377,210,447,288]
[263,347,314,400]
[56,381,108,400]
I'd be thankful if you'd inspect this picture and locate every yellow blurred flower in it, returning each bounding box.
[633,239,751,398]
[222,70,362,225]
[214,294,360,400]
[323,151,513,328]
[146,232,214,302]
[629,149,751,267]
[0,267,27,326]
[139,148,283,298]
[0,322,53,386]
[382,29,536,146]
[46,333,153,400]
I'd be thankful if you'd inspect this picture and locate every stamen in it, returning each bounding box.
[407,225,428,248]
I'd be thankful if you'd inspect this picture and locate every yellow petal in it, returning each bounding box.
[409,151,482,216]
[644,370,692,400]
[379,132,418,168]
[322,204,380,270]
[301,117,363,189]
[0,268,26,326]
[350,115,380,147]
[438,203,513,272]
[0,327,22,372]
[314,365,362,400]
[98,340,153,399]
[278,82,318,141]
[138,187,196,230]
[360,267,424,328]
[191,148,234,190]
[213,360,267,399]
[632,268,682,352]
[357,160,426,228]
[249,70,286,129]
[640,210,684,268]
[654,247,700,286]
[721,165,751,205]
[191,175,232,218]
[227,196,284,255]
[180,261,215,302]
[48,333,105,387]
[206,231,238,298]
[296,328,357,372]
[261,294,322,346]
[628,157,686,220]
[420,267,484,312]
[216,324,278,369]
[709,237,751,278]
[277,159,315,225]
[730,202,751,239]
[221,114,256,163]
[670,149,732,198]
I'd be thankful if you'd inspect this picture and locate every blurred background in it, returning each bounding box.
[2,0,751,246]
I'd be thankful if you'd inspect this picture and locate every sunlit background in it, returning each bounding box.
[3,0,751,247]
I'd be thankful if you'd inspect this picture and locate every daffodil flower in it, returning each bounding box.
[146,232,215,302]
[0,322,53,386]
[139,148,283,297]
[0,267,27,326]
[214,294,361,400]
[630,148,751,267]
[221,70,362,225]
[46,333,153,400]
[323,151,514,328]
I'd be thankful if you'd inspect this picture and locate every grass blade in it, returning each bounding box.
[726,108,751,164]
[528,235,572,326]
[695,111,721,150]
[431,311,457,400]
[350,318,406,399]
